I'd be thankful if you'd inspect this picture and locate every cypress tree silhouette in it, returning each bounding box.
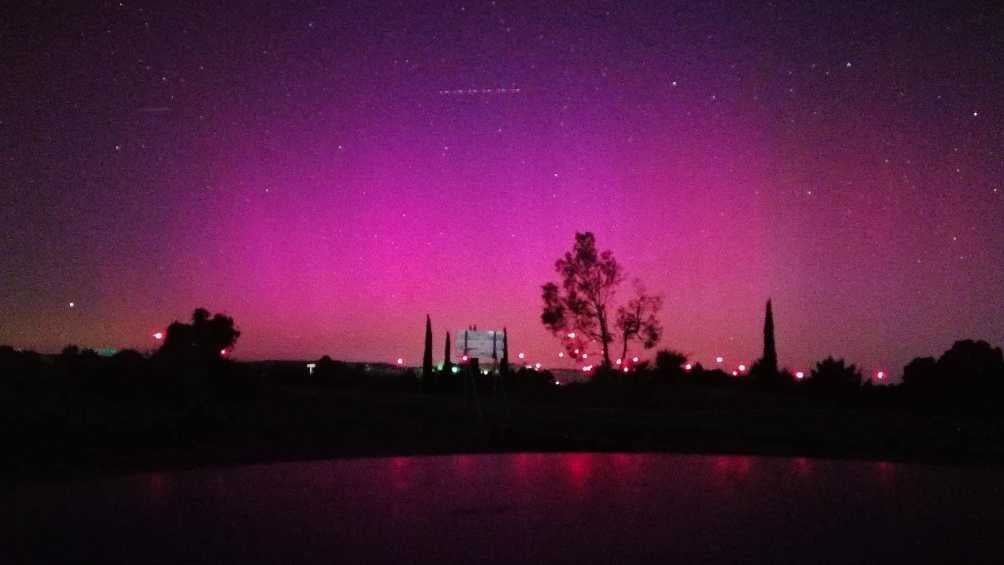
[443,331,453,376]
[762,299,778,375]
[500,327,509,375]
[751,299,780,387]
[422,314,433,387]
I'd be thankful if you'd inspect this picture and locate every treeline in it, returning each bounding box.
[639,338,1004,412]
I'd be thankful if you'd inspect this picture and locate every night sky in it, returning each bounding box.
[2,1,1002,379]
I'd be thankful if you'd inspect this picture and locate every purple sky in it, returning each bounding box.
[2,1,1002,379]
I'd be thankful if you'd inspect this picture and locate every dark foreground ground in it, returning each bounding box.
[3,361,1003,481]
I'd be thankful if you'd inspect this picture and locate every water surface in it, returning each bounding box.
[6,453,1004,563]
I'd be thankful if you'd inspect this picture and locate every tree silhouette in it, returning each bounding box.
[903,340,1004,406]
[654,349,687,382]
[500,327,509,376]
[422,314,433,386]
[807,356,862,396]
[615,281,663,362]
[750,299,783,388]
[443,331,453,376]
[541,232,625,368]
[902,356,939,393]
[158,308,240,365]
[937,339,1004,391]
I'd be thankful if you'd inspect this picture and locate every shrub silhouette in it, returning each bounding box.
[653,349,687,383]
[807,356,862,396]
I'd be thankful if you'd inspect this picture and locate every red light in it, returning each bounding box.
[632,356,639,363]
[684,363,693,371]
[518,352,526,359]
[732,370,738,377]
[623,367,629,373]
[738,364,747,372]
[152,332,163,340]
[461,355,469,361]
[396,357,404,365]
[876,371,885,380]
[220,349,228,356]
[795,371,805,380]
[558,352,565,358]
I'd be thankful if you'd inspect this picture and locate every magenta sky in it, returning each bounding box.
[3,2,1002,379]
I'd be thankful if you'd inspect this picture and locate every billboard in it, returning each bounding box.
[455,330,504,358]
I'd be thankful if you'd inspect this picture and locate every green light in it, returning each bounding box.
[451,366,460,374]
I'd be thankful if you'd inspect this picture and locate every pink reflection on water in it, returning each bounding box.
[611,453,641,475]
[875,460,897,485]
[565,453,593,491]
[389,456,411,490]
[145,472,172,503]
[711,455,754,478]
[793,457,813,477]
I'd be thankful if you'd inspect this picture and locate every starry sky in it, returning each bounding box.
[2,1,1002,379]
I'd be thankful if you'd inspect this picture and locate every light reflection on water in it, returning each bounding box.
[7,453,1004,564]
